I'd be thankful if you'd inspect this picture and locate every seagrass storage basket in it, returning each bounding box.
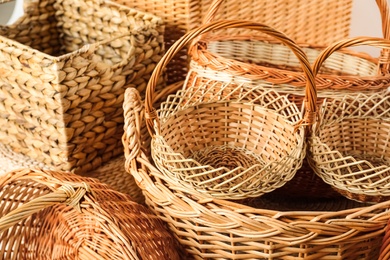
[0,0,164,174]
[142,20,317,200]
[123,74,390,260]
[113,0,353,84]
[0,168,182,260]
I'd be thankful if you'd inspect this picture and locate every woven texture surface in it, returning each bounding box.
[188,0,389,109]
[309,92,390,203]
[123,83,390,260]
[113,0,353,84]
[142,20,317,200]
[0,0,164,174]
[0,143,145,204]
[0,168,182,259]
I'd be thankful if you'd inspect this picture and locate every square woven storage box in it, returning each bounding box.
[0,0,164,173]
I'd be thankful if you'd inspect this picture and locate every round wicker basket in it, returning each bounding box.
[143,20,317,200]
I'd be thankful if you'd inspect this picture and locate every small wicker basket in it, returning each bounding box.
[0,0,164,174]
[0,168,182,259]
[143,20,317,200]
[308,37,390,203]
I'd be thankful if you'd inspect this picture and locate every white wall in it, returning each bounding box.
[350,0,383,56]
[0,0,386,56]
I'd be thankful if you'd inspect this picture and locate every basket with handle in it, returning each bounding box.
[122,75,390,260]
[142,19,317,200]
[113,0,353,84]
[308,36,390,203]
[0,0,164,174]
[185,0,390,199]
[0,168,182,260]
[188,0,389,108]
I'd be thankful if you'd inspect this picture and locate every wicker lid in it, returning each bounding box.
[0,168,182,259]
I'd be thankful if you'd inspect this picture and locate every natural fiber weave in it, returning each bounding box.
[0,0,164,174]
[307,37,390,203]
[113,0,353,84]
[143,20,317,200]
[0,168,182,260]
[188,0,389,107]
[380,218,390,260]
[123,80,390,260]
[0,142,145,204]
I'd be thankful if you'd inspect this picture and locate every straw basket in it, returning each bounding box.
[142,20,317,200]
[0,0,164,174]
[184,0,390,199]
[307,37,390,203]
[188,0,389,107]
[113,0,352,84]
[0,168,182,259]
[122,71,390,260]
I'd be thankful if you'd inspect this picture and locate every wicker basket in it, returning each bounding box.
[380,218,390,260]
[307,38,390,203]
[0,0,164,174]
[0,168,182,259]
[184,0,390,199]
[142,20,317,200]
[113,0,353,84]
[188,0,389,107]
[123,76,390,260]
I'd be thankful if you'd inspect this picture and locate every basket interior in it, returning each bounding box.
[319,117,390,171]
[0,0,132,63]
[160,102,298,165]
[155,100,304,195]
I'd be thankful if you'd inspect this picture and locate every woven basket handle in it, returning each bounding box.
[313,36,390,76]
[0,182,91,232]
[144,19,317,136]
[377,0,390,73]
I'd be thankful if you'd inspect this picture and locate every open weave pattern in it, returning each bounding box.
[142,20,317,200]
[152,85,304,199]
[123,87,390,260]
[113,0,353,84]
[0,168,181,260]
[308,93,390,203]
[189,37,382,106]
[188,0,390,109]
[0,0,164,174]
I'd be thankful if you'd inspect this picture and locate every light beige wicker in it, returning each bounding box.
[185,0,390,199]
[0,0,164,174]
[113,0,353,84]
[142,20,317,200]
[308,37,390,203]
[122,70,390,260]
[188,0,389,107]
[0,168,182,259]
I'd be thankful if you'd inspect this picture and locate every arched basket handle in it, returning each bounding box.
[144,19,317,137]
